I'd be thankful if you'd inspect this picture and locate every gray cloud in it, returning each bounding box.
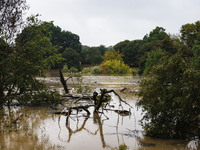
[26,0,200,46]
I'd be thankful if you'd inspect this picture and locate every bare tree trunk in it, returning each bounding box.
[94,89,107,112]
[59,67,69,94]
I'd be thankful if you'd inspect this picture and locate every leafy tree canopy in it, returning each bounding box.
[47,23,82,53]
[0,14,62,107]
[101,59,131,75]
[137,50,200,139]
[143,26,167,42]
[62,48,81,71]
[114,40,130,53]
[137,22,200,139]
[0,0,28,42]
[103,50,123,61]
[180,20,200,48]
[81,45,111,65]
[101,50,131,75]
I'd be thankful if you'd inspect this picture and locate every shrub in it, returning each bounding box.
[82,66,102,75]
[69,66,78,73]
[62,64,68,72]
[102,59,131,75]
[82,67,91,74]
[91,66,101,74]
[137,53,200,139]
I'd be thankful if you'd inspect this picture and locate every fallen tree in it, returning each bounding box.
[56,68,133,124]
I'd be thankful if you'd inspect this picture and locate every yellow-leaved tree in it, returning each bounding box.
[101,50,131,74]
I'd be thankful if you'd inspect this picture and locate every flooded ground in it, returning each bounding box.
[0,75,194,150]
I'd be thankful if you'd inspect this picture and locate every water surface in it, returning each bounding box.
[0,76,192,150]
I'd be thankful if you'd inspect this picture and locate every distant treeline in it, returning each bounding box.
[18,20,199,75]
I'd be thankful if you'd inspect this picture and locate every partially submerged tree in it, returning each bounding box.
[0,0,28,107]
[0,12,62,107]
[137,50,200,139]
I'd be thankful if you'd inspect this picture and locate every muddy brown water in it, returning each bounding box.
[0,76,196,150]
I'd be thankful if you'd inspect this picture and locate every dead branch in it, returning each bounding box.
[59,68,82,94]
[120,87,127,92]
[93,89,132,113]
[105,89,133,108]
[59,67,69,94]
[104,108,131,116]
[65,76,73,82]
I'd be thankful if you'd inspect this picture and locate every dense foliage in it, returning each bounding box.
[113,27,180,74]
[0,9,62,107]
[80,45,113,65]
[137,20,200,139]
[0,0,27,42]
[46,23,82,70]
[101,50,131,75]
[62,48,81,71]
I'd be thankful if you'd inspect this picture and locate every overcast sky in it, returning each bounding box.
[26,0,200,46]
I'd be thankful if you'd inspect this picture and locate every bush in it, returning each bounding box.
[137,53,200,139]
[69,66,78,73]
[62,64,68,72]
[82,67,91,74]
[82,66,102,75]
[91,66,101,74]
[101,59,131,75]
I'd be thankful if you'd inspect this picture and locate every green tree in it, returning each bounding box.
[0,0,28,107]
[193,41,200,67]
[80,45,111,65]
[98,45,107,55]
[80,45,90,64]
[143,48,164,75]
[138,27,171,74]
[102,59,131,74]
[62,48,81,71]
[47,23,82,53]
[122,40,143,67]
[101,50,131,75]
[180,21,200,48]
[0,0,28,42]
[144,26,167,42]
[86,47,103,65]
[103,50,123,61]
[114,40,130,53]
[137,51,200,139]
[0,15,62,107]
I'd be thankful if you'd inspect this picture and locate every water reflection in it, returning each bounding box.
[57,103,135,149]
[64,113,90,142]
[0,107,62,150]
[64,112,109,148]
[93,112,108,148]
[0,76,192,150]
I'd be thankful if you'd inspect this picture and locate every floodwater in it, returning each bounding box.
[0,75,195,150]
